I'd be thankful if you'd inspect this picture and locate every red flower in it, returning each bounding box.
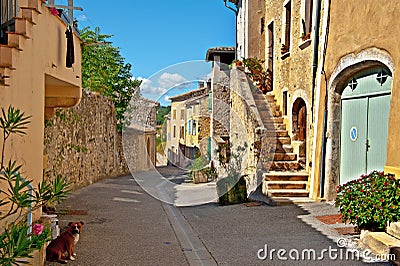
[32,224,44,235]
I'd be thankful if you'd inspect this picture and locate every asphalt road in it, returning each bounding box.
[45,174,187,266]
[44,168,389,266]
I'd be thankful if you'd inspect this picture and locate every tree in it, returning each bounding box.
[80,26,142,131]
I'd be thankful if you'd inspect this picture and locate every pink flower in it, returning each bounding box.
[32,224,44,235]
[50,7,59,16]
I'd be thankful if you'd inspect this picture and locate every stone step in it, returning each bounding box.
[0,45,14,67]
[276,136,291,145]
[271,161,302,171]
[268,197,314,206]
[264,130,288,138]
[19,0,44,12]
[0,67,11,86]
[387,222,400,240]
[267,189,309,198]
[274,153,297,161]
[262,122,286,131]
[14,18,33,38]
[7,33,26,51]
[262,117,284,124]
[275,144,293,153]
[264,171,309,182]
[359,231,400,256]
[265,180,307,190]
[21,6,41,24]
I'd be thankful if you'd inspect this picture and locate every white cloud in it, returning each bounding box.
[139,73,190,97]
[158,73,188,90]
[139,78,165,95]
[164,96,171,102]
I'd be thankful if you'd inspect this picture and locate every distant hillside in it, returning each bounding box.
[156,105,171,125]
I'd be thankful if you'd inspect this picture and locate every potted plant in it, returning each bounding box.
[301,32,311,42]
[281,44,289,54]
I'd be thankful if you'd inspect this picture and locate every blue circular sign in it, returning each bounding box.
[350,127,358,142]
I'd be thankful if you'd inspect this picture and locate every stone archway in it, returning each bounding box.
[324,48,394,200]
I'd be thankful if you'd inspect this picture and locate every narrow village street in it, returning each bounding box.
[45,166,389,266]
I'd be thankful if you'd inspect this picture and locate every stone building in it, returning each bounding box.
[231,0,400,205]
[165,86,209,168]
[232,0,317,199]
[206,47,235,174]
[123,96,159,172]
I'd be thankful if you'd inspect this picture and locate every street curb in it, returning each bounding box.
[162,204,218,266]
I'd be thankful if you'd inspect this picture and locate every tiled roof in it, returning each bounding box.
[206,47,235,61]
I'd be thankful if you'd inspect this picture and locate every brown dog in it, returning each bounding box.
[46,221,84,264]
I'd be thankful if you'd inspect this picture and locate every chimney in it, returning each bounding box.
[198,81,204,88]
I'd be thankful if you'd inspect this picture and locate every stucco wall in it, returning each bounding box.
[313,0,400,200]
[0,0,82,222]
[44,90,128,190]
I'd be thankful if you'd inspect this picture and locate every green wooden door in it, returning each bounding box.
[340,67,392,184]
[367,94,391,173]
[340,98,368,184]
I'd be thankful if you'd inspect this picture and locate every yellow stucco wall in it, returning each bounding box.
[313,0,400,200]
[0,0,82,219]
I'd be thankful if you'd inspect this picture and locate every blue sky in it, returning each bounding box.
[70,0,235,103]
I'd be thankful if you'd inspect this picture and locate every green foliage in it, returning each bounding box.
[0,223,51,265]
[241,57,272,94]
[80,26,142,131]
[335,171,400,231]
[0,106,71,264]
[156,106,171,126]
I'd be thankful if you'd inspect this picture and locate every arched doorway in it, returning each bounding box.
[292,98,307,162]
[292,98,307,141]
[323,48,394,200]
[339,67,392,184]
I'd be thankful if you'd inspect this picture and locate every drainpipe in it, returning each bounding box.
[311,0,322,123]
[18,175,33,236]
[223,0,239,60]
[317,0,331,198]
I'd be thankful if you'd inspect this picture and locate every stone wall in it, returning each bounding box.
[265,0,315,171]
[230,68,273,194]
[44,90,129,190]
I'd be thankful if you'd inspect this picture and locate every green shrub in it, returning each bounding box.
[335,171,400,231]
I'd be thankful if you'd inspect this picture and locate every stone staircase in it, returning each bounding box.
[251,89,310,200]
[0,0,45,87]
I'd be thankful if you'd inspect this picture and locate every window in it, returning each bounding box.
[302,0,313,39]
[188,120,192,134]
[282,1,292,54]
[283,91,288,116]
[192,120,197,135]
[173,125,176,138]
[172,109,177,120]
[180,126,184,139]
[267,21,274,91]
[180,109,185,120]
